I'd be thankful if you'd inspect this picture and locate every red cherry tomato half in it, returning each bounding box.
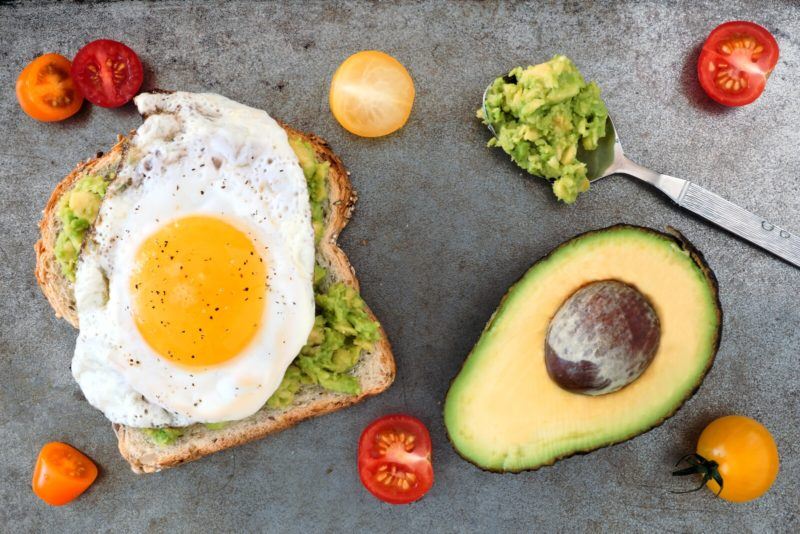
[697,21,779,107]
[71,39,143,108]
[358,414,434,505]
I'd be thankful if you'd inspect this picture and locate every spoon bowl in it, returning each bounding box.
[577,115,621,182]
[482,77,620,181]
[481,73,516,138]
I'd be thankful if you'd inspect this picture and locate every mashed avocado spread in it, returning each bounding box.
[54,174,113,281]
[139,137,380,445]
[478,55,608,203]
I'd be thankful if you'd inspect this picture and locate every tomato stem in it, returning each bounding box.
[671,453,724,496]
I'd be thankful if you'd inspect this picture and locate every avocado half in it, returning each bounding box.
[443,225,722,472]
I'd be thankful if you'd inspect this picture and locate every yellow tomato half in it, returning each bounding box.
[329,50,415,138]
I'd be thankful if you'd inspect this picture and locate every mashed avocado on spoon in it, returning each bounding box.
[478,55,608,203]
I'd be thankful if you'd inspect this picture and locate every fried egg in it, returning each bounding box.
[71,92,315,427]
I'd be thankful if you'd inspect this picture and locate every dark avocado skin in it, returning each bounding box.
[443,224,723,473]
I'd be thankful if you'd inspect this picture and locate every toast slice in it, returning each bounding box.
[35,124,395,473]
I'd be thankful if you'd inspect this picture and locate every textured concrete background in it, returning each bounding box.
[1,1,798,532]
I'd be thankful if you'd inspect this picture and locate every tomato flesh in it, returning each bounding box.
[16,54,84,122]
[32,442,98,506]
[697,21,779,106]
[358,414,433,504]
[329,50,415,137]
[72,39,143,108]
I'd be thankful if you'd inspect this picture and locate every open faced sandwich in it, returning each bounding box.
[35,91,395,473]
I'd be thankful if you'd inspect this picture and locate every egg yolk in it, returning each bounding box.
[130,215,267,367]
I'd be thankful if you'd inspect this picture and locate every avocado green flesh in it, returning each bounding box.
[142,427,184,445]
[478,55,608,204]
[444,226,721,472]
[54,173,113,281]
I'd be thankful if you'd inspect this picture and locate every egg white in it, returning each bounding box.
[72,92,315,427]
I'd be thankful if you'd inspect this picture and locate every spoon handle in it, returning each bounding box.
[619,157,799,267]
[674,182,800,267]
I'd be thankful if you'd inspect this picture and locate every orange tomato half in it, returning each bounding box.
[32,442,98,506]
[16,54,84,122]
[329,50,415,138]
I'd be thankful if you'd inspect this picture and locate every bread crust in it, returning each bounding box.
[34,137,128,327]
[34,122,395,473]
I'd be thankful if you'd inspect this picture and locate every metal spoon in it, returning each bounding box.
[482,89,800,268]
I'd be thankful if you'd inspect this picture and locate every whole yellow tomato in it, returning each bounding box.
[673,415,779,502]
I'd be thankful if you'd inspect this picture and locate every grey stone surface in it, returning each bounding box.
[1,0,798,531]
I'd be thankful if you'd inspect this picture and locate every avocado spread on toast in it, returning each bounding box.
[272,137,381,406]
[55,136,379,445]
[54,173,113,281]
[478,55,608,203]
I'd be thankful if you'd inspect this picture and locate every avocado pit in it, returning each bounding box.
[545,280,660,395]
